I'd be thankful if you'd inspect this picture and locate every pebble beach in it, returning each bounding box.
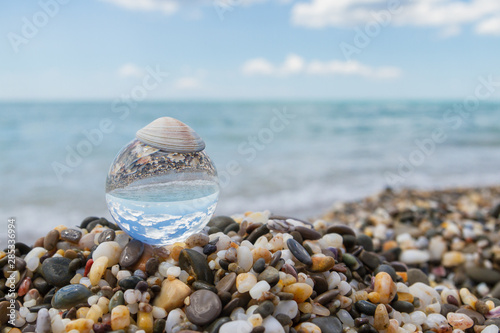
[2,186,500,333]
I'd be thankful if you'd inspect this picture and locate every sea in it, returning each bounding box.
[1,101,500,244]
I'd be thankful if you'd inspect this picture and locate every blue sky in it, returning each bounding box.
[1,0,500,100]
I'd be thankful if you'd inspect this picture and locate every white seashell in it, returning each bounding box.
[136,117,205,152]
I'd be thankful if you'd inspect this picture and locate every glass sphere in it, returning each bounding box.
[105,139,219,245]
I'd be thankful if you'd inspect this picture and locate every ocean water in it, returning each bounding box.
[1,101,500,243]
[106,180,219,245]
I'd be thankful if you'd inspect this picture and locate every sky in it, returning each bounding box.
[1,0,500,100]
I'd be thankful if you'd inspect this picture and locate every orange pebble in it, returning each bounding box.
[382,241,398,252]
[396,272,407,282]
[170,245,184,261]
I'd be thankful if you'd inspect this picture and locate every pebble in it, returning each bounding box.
[65,318,93,333]
[258,266,280,286]
[35,308,51,333]
[400,249,430,264]
[295,322,321,333]
[51,284,92,309]
[89,256,109,286]
[308,256,335,273]
[97,229,116,243]
[283,283,313,303]
[253,258,266,273]
[237,273,258,293]
[185,290,222,325]
[93,241,122,267]
[41,257,73,287]
[407,268,430,285]
[60,228,82,243]
[465,266,500,284]
[216,272,237,293]
[153,278,192,311]
[119,240,144,268]
[262,316,285,333]
[111,305,130,330]
[311,316,343,333]
[255,300,275,318]
[355,300,377,315]
[287,238,313,265]
[237,246,253,272]
[373,272,397,304]
[249,280,271,299]
[447,312,474,330]
[44,229,60,251]
[374,304,389,330]
[179,248,214,284]
[274,300,298,318]
[219,320,253,333]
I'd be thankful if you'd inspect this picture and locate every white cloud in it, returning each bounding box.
[100,0,179,15]
[291,0,500,36]
[242,54,401,79]
[175,77,201,89]
[475,16,500,35]
[117,63,145,78]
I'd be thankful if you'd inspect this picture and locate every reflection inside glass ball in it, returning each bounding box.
[105,139,219,245]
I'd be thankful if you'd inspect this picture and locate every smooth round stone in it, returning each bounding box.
[179,249,214,284]
[237,246,253,272]
[41,257,73,287]
[440,303,458,317]
[309,256,335,273]
[391,301,414,313]
[287,238,312,265]
[258,266,279,286]
[60,228,82,243]
[33,277,51,295]
[246,225,270,244]
[311,316,343,333]
[216,272,237,294]
[400,250,430,265]
[254,300,275,318]
[465,267,500,284]
[44,229,60,251]
[98,229,116,244]
[145,258,160,276]
[119,240,144,268]
[275,313,292,326]
[118,276,143,290]
[407,268,430,286]
[295,226,321,240]
[359,251,381,271]
[358,323,378,333]
[357,234,374,252]
[208,216,236,230]
[273,300,298,318]
[93,241,122,267]
[35,308,51,333]
[253,258,266,273]
[51,284,92,309]
[109,291,125,312]
[185,290,222,326]
[262,316,285,333]
[355,300,377,315]
[314,289,340,305]
[219,320,253,333]
[326,225,355,236]
[342,253,360,270]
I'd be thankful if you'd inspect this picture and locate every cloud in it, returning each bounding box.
[475,16,500,35]
[291,0,500,36]
[242,54,401,79]
[100,0,179,15]
[175,77,201,89]
[117,63,145,78]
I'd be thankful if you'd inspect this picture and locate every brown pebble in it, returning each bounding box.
[64,250,78,260]
[34,237,45,248]
[308,256,335,273]
[44,230,60,251]
[145,258,159,276]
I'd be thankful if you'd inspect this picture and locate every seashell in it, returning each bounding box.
[136,117,205,153]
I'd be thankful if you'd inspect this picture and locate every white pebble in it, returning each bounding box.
[26,312,37,323]
[128,302,139,314]
[237,246,253,272]
[111,264,120,276]
[231,307,247,321]
[88,295,100,305]
[339,280,351,295]
[482,325,499,333]
[320,233,343,248]
[166,266,181,277]
[159,262,173,277]
[79,277,91,288]
[220,320,253,333]
[409,311,426,326]
[327,272,341,289]
[165,309,186,333]
[26,257,40,272]
[337,309,354,328]
[92,241,121,266]
[400,249,430,264]
[274,300,298,318]
[23,299,36,308]
[262,315,285,333]
[250,281,270,300]
[116,270,132,281]
[152,306,167,319]
[124,289,138,304]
